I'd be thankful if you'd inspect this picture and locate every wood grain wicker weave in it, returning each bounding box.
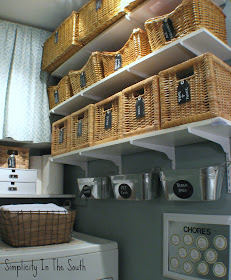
[47,76,73,110]
[122,76,160,138]
[78,0,126,45]
[0,146,29,169]
[51,116,71,156]
[159,52,231,129]
[0,210,76,247]
[69,51,104,95]
[71,105,95,151]
[101,28,151,77]
[42,12,82,73]
[145,0,227,52]
[94,92,123,145]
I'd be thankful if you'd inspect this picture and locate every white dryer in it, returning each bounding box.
[0,232,118,280]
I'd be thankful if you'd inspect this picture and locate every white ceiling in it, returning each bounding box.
[0,0,89,31]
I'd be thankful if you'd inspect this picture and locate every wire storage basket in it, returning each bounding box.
[0,146,29,169]
[69,51,104,95]
[71,104,95,151]
[42,11,82,73]
[0,209,77,247]
[94,92,123,145]
[159,52,231,129]
[122,75,160,138]
[144,0,227,52]
[78,0,126,45]
[47,76,73,110]
[51,116,71,156]
[101,28,151,77]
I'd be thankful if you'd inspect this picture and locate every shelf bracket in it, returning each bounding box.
[130,140,176,169]
[80,151,122,174]
[81,92,103,102]
[127,67,150,79]
[180,40,203,56]
[188,126,231,193]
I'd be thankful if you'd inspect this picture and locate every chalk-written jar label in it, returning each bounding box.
[105,110,112,129]
[173,180,193,199]
[59,128,64,144]
[162,18,176,41]
[177,80,191,104]
[114,54,122,71]
[80,71,87,88]
[77,119,82,137]
[136,96,145,119]
[119,184,132,199]
[96,0,101,10]
[54,90,59,104]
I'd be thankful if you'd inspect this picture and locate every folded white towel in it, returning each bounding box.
[0,203,67,213]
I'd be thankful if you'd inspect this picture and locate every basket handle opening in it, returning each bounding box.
[58,124,65,130]
[103,103,112,112]
[7,150,19,155]
[133,88,145,98]
[176,66,194,80]
[77,113,84,121]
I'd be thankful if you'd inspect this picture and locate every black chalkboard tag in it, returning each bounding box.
[136,96,145,119]
[96,0,101,11]
[177,80,191,104]
[80,71,87,88]
[173,180,193,199]
[59,128,64,144]
[55,31,59,44]
[54,90,59,104]
[77,119,82,137]
[114,54,122,71]
[119,184,132,199]
[105,110,112,129]
[81,185,92,198]
[162,18,176,41]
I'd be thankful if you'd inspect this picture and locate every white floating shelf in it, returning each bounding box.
[0,194,76,198]
[50,28,231,116]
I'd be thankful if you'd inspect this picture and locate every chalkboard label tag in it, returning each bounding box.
[162,18,176,41]
[80,71,87,88]
[59,128,64,144]
[114,54,122,71]
[77,119,82,137]
[177,80,191,104]
[96,0,101,11]
[173,180,193,199]
[55,31,59,44]
[105,110,112,129]
[136,96,145,119]
[119,184,132,199]
[54,90,59,104]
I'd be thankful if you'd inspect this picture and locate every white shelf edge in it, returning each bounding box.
[0,194,76,198]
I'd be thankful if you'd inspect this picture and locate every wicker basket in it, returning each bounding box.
[71,104,95,151]
[122,75,160,137]
[159,52,231,129]
[101,28,151,77]
[0,146,29,169]
[94,92,123,145]
[0,210,76,247]
[47,76,73,110]
[78,0,126,45]
[42,12,82,73]
[145,0,227,52]
[122,0,147,12]
[69,51,104,95]
[51,116,71,156]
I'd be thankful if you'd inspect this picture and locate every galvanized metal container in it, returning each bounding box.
[160,166,225,201]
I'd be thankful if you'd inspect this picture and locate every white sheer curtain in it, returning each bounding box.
[0,20,51,143]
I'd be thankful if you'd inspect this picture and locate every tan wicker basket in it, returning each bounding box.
[122,0,147,12]
[101,28,151,77]
[71,105,95,151]
[0,146,29,169]
[159,52,231,129]
[42,12,82,73]
[122,75,160,137]
[69,51,104,95]
[94,92,123,145]
[145,0,227,52]
[47,76,73,110]
[78,0,126,45]
[51,116,71,156]
[0,210,76,247]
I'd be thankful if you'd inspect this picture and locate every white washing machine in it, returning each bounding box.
[0,232,118,280]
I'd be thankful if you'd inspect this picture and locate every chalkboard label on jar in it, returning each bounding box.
[54,90,59,104]
[96,0,101,11]
[59,128,64,144]
[119,184,132,199]
[55,31,59,44]
[162,18,176,41]
[82,185,92,198]
[105,110,112,129]
[177,80,191,104]
[114,54,122,71]
[80,71,87,88]
[173,180,193,199]
[77,119,82,137]
[136,96,145,119]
